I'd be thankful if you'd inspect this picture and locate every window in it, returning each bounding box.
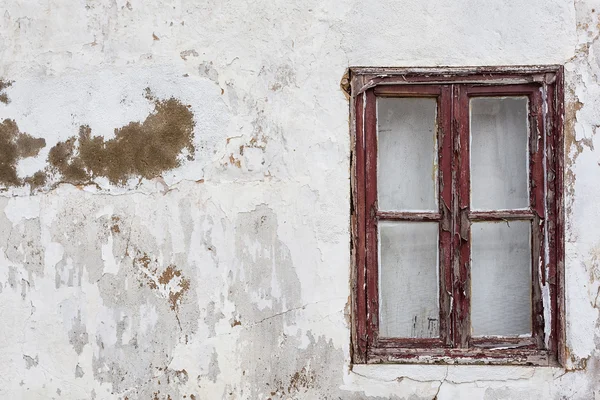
[350,67,564,365]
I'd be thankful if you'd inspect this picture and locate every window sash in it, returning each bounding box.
[351,68,564,366]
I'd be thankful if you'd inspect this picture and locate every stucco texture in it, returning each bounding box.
[0,0,599,399]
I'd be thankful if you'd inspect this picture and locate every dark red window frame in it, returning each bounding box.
[350,66,564,366]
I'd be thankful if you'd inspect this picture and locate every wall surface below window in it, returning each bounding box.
[0,0,598,398]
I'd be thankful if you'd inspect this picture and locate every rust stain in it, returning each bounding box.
[153,33,160,41]
[110,216,121,234]
[228,154,241,168]
[168,276,190,311]
[158,264,182,285]
[223,133,267,169]
[0,79,12,104]
[134,253,159,289]
[268,367,316,399]
[339,68,350,100]
[48,89,195,185]
[564,96,586,167]
[563,90,593,222]
[0,119,47,187]
[133,254,190,311]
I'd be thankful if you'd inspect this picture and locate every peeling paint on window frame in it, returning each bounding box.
[349,66,565,366]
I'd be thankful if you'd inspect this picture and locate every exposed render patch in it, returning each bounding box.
[2,89,195,189]
[0,79,12,104]
[47,89,195,185]
[180,49,199,60]
[0,119,46,187]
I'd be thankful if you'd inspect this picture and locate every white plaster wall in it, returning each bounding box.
[0,0,598,399]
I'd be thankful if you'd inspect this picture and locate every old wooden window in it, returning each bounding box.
[350,67,564,365]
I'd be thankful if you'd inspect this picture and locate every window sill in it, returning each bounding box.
[362,347,558,367]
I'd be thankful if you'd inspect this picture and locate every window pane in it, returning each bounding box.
[471,221,532,337]
[379,222,439,338]
[377,97,437,211]
[470,97,529,210]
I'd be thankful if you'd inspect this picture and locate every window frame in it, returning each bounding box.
[350,66,565,366]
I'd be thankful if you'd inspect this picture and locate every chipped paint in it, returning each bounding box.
[0,0,599,399]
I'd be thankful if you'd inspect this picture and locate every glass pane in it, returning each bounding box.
[470,97,529,210]
[471,221,532,337]
[379,222,439,338]
[377,97,437,211]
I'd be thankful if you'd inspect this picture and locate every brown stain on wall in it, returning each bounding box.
[48,89,196,185]
[0,119,46,187]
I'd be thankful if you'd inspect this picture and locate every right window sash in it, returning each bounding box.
[457,84,548,351]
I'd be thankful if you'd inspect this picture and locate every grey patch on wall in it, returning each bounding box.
[120,366,192,400]
[180,49,199,60]
[8,267,17,289]
[1,205,45,286]
[68,310,89,355]
[557,355,600,400]
[198,62,219,84]
[484,387,539,400]
[23,354,38,369]
[75,364,85,378]
[50,194,202,396]
[50,199,112,287]
[269,64,297,92]
[204,301,225,337]
[225,205,408,399]
[206,349,220,383]
[226,204,303,397]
